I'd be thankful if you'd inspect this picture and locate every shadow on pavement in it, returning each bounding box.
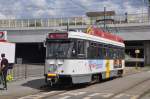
[0,88,4,90]
[22,78,45,90]
[21,78,89,92]
[21,77,117,92]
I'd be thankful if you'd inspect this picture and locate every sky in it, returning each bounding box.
[0,0,149,19]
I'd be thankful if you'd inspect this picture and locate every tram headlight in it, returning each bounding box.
[48,64,57,72]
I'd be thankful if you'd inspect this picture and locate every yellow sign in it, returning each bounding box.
[106,60,110,79]
[86,26,94,35]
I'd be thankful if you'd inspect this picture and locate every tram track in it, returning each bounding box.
[38,77,150,99]
[18,90,66,99]
[18,71,150,99]
[18,83,88,99]
[109,77,150,99]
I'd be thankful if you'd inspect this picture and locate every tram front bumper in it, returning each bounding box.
[45,73,58,85]
[47,73,57,77]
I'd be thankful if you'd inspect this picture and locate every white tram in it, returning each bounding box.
[44,27,125,85]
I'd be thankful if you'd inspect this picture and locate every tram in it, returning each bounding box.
[44,24,125,85]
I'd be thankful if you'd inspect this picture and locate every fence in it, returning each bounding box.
[10,64,44,81]
[0,13,149,28]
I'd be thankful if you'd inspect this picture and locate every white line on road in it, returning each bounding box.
[114,93,125,98]
[59,92,69,96]
[59,96,71,99]
[18,91,61,99]
[114,93,139,99]
[88,93,100,97]
[83,97,91,99]
[59,91,86,96]
[18,95,42,99]
[130,95,139,99]
[42,91,58,95]
[98,93,114,98]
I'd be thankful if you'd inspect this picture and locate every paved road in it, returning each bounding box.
[18,71,150,99]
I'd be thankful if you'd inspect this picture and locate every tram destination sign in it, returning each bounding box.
[48,33,68,39]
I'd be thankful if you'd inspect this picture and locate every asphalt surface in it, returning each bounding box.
[38,71,150,99]
[0,67,150,99]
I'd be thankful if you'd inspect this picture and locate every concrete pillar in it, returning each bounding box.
[144,41,150,66]
[148,0,150,21]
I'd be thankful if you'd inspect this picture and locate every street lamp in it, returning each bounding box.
[135,49,140,69]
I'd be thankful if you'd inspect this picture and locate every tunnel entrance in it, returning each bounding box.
[15,43,46,64]
[125,41,144,66]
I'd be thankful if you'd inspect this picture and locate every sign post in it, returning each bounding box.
[135,49,140,69]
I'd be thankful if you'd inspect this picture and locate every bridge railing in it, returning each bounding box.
[0,13,149,28]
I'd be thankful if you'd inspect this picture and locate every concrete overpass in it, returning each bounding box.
[0,23,149,42]
[0,14,150,65]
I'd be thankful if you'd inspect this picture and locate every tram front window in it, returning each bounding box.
[46,40,74,59]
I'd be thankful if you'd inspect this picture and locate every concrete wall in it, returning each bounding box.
[144,41,150,65]
[1,23,150,43]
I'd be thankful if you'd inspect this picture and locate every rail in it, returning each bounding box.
[0,13,149,28]
[11,64,44,81]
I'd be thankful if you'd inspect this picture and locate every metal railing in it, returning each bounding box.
[0,13,149,28]
[10,64,44,81]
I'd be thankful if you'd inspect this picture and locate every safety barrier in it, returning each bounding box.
[0,13,149,28]
[9,64,44,81]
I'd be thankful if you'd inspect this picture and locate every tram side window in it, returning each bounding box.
[102,48,106,58]
[98,47,103,59]
[88,46,96,59]
[118,49,122,59]
[116,49,119,59]
[71,41,77,58]
[105,48,112,59]
[109,48,114,59]
[113,49,117,59]
[118,49,125,59]
[87,42,98,59]
[122,49,125,59]
[77,40,85,58]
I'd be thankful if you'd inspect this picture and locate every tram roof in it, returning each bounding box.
[68,31,125,47]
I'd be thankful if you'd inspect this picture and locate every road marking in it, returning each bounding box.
[130,95,139,99]
[18,95,42,99]
[98,93,114,98]
[114,93,139,99]
[103,93,114,98]
[83,97,91,99]
[114,93,125,98]
[60,91,86,96]
[88,93,100,97]
[18,91,61,99]
[59,96,71,99]
[75,92,86,96]
[42,91,57,95]
[60,91,114,98]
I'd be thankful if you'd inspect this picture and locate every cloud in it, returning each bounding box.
[0,0,148,19]
[0,13,6,19]
[123,0,148,14]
